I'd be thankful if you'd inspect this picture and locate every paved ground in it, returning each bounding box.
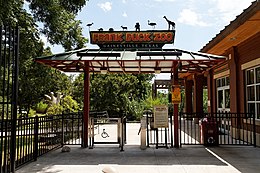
[16,123,260,173]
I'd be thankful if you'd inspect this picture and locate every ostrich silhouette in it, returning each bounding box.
[148,20,156,29]
[163,16,175,30]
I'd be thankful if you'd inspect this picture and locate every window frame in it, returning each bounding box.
[245,66,260,119]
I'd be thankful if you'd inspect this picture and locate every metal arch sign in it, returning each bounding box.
[90,30,175,50]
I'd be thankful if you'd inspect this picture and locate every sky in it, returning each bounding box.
[44,0,255,53]
[40,0,255,79]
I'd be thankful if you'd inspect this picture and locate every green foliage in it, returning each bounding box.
[72,73,154,119]
[35,101,48,113]
[203,89,208,113]
[0,0,87,113]
[62,95,79,113]
[29,0,87,51]
[144,92,168,110]
[46,104,63,115]
[28,109,36,117]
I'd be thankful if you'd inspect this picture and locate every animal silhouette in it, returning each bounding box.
[135,22,140,31]
[163,16,175,30]
[121,25,127,31]
[98,28,103,31]
[148,20,156,29]
[86,22,94,29]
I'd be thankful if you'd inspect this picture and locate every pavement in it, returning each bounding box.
[16,123,260,173]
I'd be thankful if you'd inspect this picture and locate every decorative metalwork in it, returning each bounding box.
[0,25,19,173]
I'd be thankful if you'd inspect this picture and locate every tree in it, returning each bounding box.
[72,73,154,119]
[0,0,88,114]
[0,0,88,51]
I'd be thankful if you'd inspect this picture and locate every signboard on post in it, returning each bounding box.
[153,105,168,128]
[172,85,181,104]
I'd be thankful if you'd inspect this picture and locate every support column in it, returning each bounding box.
[193,74,204,121]
[83,61,90,148]
[173,62,179,148]
[184,79,192,114]
[230,47,239,113]
[206,70,214,113]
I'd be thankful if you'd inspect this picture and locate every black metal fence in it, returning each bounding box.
[0,25,19,173]
[145,111,173,148]
[15,112,83,168]
[180,112,256,147]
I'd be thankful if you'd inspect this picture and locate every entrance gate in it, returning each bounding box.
[89,112,126,151]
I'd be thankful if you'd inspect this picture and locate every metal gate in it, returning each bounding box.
[145,111,174,148]
[89,112,126,151]
[180,112,257,147]
[0,25,19,173]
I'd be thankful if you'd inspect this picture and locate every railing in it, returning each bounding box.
[11,112,83,169]
[1,25,19,173]
[145,111,173,148]
[179,112,256,147]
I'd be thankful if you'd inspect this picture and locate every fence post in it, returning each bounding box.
[146,111,149,147]
[253,113,256,147]
[179,111,181,148]
[61,113,64,146]
[34,116,39,161]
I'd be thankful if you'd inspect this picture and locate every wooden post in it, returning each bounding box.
[83,61,90,148]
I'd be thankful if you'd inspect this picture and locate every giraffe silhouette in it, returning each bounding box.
[163,16,175,30]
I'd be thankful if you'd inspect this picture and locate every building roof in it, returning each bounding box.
[200,0,260,55]
[35,48,225,77]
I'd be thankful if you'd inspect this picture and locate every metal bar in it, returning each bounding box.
[62,114,64,146]
[77,52,121,57]
[137,51,182,56]
[83,62,90,148]
[170,113,173,148]
[253,112,256,147]
[34,116,39,161]
[146,111,149,147]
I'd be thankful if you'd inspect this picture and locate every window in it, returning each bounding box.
[246,66,260,119]
[216,76,230,111]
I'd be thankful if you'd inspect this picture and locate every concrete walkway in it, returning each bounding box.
[16,123,260,173]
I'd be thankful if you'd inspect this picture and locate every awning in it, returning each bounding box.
[35,48,226,77]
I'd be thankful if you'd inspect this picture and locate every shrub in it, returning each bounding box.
[35,101,48,113]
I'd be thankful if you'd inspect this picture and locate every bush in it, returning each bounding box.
[28,109,36,117]
[35,101,48,113]
[46,104,63,115]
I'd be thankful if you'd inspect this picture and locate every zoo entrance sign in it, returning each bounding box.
[90,30,175,50]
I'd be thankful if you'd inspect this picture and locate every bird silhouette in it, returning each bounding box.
[163,16,175,30]
[86,22,94,30]
[87,22,94,27]
[148,20,156,29]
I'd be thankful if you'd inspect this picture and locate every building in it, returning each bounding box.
[200,0,260,146]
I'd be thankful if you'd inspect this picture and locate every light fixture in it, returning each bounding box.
[154,67,161,74]
[100,67,108,74]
